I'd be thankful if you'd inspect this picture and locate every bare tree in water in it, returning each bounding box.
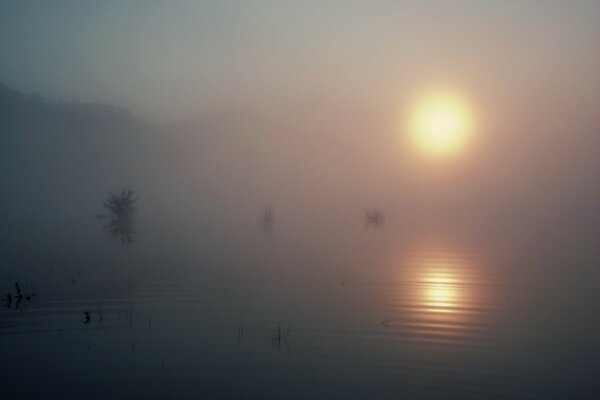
[97,187,138,244]
[260,204,273,237]
[364,208,384,229]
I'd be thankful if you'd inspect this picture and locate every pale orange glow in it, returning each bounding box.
[408,91,474,157]
[388,248,499,345]
[422,273,457,310]
[395,252,477,320]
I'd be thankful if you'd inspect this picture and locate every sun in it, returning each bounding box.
[408,91,474,157]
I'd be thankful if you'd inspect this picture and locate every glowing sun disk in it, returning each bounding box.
[408,92,474,157]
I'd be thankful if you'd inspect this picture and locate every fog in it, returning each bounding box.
[2,2,600,398]
[2,73,599,282]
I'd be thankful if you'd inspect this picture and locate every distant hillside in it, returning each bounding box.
[0,83,288,254]
[0,83,167,248]
[0,83,138,132]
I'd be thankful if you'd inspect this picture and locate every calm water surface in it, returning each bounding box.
[2,242,599,399]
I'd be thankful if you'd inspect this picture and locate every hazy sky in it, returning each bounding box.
[1,0,599,120]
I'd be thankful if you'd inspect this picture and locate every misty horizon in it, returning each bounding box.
[2,2,600,399]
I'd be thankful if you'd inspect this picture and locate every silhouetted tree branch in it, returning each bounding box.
[99,187,138,244]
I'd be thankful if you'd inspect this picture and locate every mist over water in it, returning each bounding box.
[2,1,600,398]
[2,81,600,399]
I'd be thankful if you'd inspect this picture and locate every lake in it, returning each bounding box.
[2,233,599,399]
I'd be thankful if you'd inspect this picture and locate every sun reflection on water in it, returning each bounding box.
[396,251,485,324]
[384,246,504,347]
[422,271,458,311]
